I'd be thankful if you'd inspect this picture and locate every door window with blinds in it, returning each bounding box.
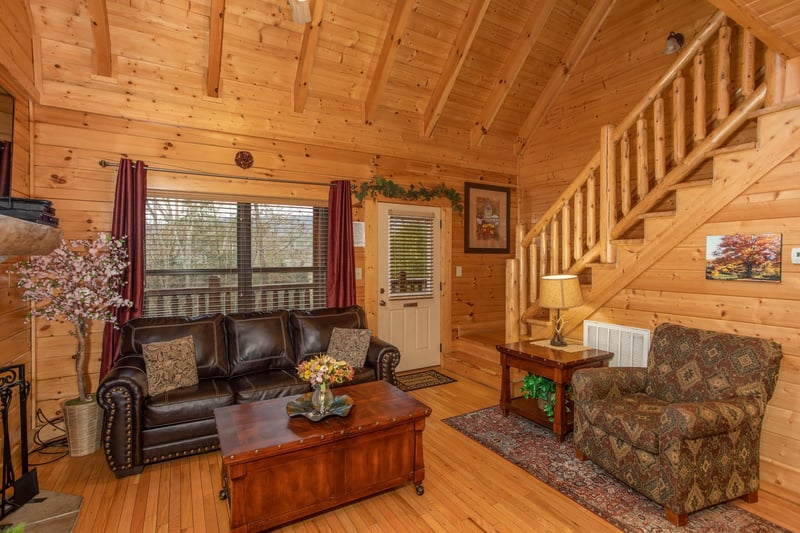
[387,211,435,299]
[143,197,328,317]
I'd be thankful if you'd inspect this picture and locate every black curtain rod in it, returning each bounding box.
[98,160,336,187]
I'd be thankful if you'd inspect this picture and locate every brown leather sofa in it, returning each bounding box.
[97,305,400,478]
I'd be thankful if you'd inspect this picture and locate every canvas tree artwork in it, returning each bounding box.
[705,233,782,282]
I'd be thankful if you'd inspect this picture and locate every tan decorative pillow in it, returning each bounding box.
[142,335,199,395]
[327,327,371,368]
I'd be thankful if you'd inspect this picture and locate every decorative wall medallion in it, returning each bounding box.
[235,151,254,169]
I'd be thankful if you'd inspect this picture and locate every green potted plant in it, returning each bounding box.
[12,233,132,456]
[520,374,558,421]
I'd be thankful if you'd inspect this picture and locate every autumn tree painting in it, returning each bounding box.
[706,233,782,281]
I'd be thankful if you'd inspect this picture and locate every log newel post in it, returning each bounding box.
[506,258,520,343]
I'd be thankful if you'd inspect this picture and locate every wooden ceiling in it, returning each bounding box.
[26,0,799,160]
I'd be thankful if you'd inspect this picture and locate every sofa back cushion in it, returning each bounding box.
[645,323,782,403]
[225,310,295,376]
[289,306,366,361]
[119,314,228,379]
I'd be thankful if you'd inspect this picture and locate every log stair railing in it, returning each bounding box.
[506,11,792,343]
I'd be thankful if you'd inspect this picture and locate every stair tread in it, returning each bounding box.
[670,178,713,191]
[706,141,757,157]
[638,210,676,220]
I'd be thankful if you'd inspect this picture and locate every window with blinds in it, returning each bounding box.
[143,197,328,317]
[388,212,434,299]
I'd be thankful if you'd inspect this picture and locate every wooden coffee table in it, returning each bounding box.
[214,380,431,532]
[497,341,613,442]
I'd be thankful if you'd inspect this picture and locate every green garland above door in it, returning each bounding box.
[353,175,463,214]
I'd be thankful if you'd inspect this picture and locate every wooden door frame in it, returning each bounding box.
[363,198,452,357]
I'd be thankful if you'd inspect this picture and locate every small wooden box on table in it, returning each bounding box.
[214,380,431,533]
[496,341,613,442]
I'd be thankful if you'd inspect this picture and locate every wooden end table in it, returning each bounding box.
[496,341,613,442]
[214,380,431,533]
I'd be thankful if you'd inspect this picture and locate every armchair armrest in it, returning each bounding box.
[96,353,149,478]
[573,367,647,402]
[661,396,765,440]
[364,337,401,386]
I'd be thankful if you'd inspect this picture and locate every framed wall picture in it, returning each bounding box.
[464,182,510,253]
[705,233,782,282]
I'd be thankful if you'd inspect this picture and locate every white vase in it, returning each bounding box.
[62,395,102,457]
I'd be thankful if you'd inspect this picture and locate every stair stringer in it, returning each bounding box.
[557,104,800,338]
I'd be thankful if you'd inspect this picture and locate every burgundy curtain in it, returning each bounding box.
[0,141,11,197]
[326,180,356,307]
[101,159,147,378]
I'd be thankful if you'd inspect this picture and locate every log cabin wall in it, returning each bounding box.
[0,0,36,473]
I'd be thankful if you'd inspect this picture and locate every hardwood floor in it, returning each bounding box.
[30,372,800,532]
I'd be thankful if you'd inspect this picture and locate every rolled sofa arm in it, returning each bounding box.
[365,337,401,386]
[96,354,149,478]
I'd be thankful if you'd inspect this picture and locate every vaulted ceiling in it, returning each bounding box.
[25,0,800,162]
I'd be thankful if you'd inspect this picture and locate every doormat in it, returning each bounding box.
[396,370,456,392]
[443,406,789,533]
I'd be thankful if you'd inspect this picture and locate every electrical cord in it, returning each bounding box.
[27,409,68,465]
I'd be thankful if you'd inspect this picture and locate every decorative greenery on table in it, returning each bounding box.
[521,374,558,422]
[353,175,463,214]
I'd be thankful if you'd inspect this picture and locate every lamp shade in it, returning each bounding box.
[538,274,583,309]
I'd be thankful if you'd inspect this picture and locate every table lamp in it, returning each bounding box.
[538,274,584,347]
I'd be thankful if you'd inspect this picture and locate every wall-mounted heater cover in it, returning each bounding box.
[583,320,651,368]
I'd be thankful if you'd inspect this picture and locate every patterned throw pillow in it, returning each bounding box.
[142,335,199,396]
[327,327,372,368]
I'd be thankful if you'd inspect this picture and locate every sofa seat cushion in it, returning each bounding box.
[230,370,310,403]
[144,378,234,428]
[582,393,668,454]
[344,367,376,387]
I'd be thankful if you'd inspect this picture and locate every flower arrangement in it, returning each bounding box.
[12,233,133,403]
[296,354,354,391]
[479,222,498,239]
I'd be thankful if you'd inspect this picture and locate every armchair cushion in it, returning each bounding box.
[581,393,667,454]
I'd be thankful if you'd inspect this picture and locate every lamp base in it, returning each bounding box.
[549,331,567,347]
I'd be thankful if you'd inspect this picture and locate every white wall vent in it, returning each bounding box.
[583,320,651,368]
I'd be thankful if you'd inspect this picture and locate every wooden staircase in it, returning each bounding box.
[442,12,800,386]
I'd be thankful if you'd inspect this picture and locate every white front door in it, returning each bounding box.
[377,203,441,371]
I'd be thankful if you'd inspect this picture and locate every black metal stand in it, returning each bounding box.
[0,364,38,519]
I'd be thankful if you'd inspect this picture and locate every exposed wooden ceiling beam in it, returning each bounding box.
[364,0,416,125]
[469,0,556,147]
[515,0,617,154]
[294,0,327,113]
[422,0,492,138]
[206,0,225,98]
[87,0,113,77]
[706,0,800,58]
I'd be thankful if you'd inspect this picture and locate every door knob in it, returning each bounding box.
[379,300,386,306]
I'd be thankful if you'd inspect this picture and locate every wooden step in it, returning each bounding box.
[639,210,676,241]
[706,141,757,157]
[453,335,502,359]
[442,350,501,391]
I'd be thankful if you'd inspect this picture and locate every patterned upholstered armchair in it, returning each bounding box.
[572,323,782,526]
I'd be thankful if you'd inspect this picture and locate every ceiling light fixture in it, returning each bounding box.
[664,32,684,55]
[288,0,312,24]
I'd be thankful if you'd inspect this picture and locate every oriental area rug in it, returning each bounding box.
[443,407,789,533]
[396,370,456,392]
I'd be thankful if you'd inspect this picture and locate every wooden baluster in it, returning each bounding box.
[539,226,548,277]
[636,114,649,200]
[586,171,597,248]
[529,242,538,305]
[742,30,755,98]
[717,24,731,121]
[561,201,571,270]
[550,218,559,274]
[517,224,528,317]
[766,50,786,107]
[620,131,631,214]
[574,188,584,260]
[694,47,706,142]
[653,96,665,182]
[672,76,686,163]
[600,124,616,264]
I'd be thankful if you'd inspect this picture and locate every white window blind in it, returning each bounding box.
[144,197,327,317]
[388,212,434,299]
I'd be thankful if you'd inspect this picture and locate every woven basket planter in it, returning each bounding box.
[62,395,102,457]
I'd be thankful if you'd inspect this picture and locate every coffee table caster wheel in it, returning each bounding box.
[219,489,227,501]
[415,484,424,496]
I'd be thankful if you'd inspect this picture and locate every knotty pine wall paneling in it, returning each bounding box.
[0,0,36,474]
[586,150,800,503]
[31,106,515,423]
